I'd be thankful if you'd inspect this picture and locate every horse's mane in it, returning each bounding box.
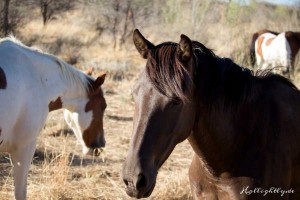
[146,42,193,102]
[146,40,298,107]
[0,35,43,53]
[0,36,91,95]
[192,42,254,107]
[54,58,92,95]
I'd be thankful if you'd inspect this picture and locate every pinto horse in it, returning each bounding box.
[250,29,300,76]
[0,37,106,200]
[122,29,300,199]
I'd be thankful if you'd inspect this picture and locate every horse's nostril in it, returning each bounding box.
[123,179,129,187]
[136,173,147,191]
[100,140,106,148]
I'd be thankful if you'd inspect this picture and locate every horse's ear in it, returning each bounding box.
[177,34,193,63]
[84,67,94,76]
[133,29,155,59]
[94,73,106,89]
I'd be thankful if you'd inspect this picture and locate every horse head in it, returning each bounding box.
[64,71,107,156]
[122,29,196,198]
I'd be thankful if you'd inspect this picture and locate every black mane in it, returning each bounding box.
[145,40,298,107]
[146,42,194,102]
[192,41,298,108]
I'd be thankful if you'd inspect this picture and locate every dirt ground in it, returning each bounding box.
[0,68,194,200]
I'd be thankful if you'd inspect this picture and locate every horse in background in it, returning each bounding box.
[0,37,107,200]
[122,29,300,199]
[250,29,300,77]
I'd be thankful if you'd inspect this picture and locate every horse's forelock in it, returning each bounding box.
[146,43,193,102]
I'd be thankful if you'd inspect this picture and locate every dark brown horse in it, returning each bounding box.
[250,29,300,76]
[122,29,300,199]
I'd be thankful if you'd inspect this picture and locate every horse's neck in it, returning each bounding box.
[0,40,86,112]
[40,60,87,112]
[188,58,253,176]
[188,107,240,176]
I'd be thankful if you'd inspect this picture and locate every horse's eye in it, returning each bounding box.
[171,98,182,106]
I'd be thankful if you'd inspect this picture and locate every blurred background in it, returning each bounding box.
[0,0,300,199]
[0,0,299,69]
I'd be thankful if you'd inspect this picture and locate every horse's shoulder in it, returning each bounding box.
[0,39,30,59]
[0,39,19,50]
[0,37,43,57]
[0,36,23,48]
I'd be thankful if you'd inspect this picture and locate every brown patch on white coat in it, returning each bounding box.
[250,29,279,66]
[256,36,265,60]
[0,128,3,145]
[48,71,107,153]
[266,38,274,46]
[84,73,107,149]
[0,66,7,89]
[48,97,63,112]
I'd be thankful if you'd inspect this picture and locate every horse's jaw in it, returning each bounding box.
[82,145,103,157]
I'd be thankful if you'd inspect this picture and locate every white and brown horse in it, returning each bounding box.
[0,37,106,200]
[250,29,300,76]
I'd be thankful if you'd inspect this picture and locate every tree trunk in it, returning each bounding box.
[3,0,10,36]
[120,0,131,49]
[41,1,48,25]
[112,0,120,49]
[40,0,53,26]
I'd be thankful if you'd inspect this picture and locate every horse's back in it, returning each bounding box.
[0,39,48,152]
[255,33,276,66]
[0,39,44,105]
[269,32,291,55]
[256,32,291,68]
[260,78,300,156]
[0,38,51,93]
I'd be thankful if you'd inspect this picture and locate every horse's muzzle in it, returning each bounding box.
[122,166,157,198]
[85,146,105,157]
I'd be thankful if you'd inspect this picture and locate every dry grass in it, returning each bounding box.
[0,64,193,200]
[0,70,194,199]
[1,1,300,200]
[0,72,194,199]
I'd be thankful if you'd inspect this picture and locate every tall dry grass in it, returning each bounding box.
[1,1,300,199]
[0,74,194,199]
